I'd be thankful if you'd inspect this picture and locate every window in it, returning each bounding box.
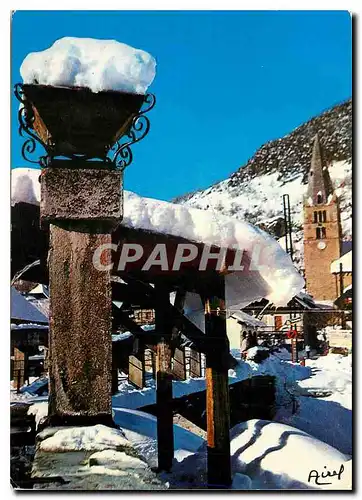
[274,316,283,331]
[317,194,323,204]
[316,227,326,239]
[314,210,327,224]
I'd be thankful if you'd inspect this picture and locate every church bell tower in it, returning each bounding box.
[303,134,342,302]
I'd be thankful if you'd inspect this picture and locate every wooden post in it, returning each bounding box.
[339,264,346,328]
[203,277,231,488]
[111,344,119,395]
[151,348,157,379]
[172,347,186,380]
[339,263,344,299]
[128,354,145,389]
[43,347,49,374]
[155,285,174,472]
[189,349,202,378]
[13,347,27,391]
[291,338,298,363]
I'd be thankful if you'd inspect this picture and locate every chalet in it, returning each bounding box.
[11,286,48,384]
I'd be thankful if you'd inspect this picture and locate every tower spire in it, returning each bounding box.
[307,133,333,205]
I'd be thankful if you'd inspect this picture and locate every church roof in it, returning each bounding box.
[230,310,266,327]
[306,134,334,205]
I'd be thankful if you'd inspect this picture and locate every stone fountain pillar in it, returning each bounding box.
[41,166,122,426]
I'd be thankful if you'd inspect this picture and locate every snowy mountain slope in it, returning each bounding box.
[175,100,352,269]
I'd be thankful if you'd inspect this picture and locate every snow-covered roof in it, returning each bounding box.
[26,297,49,319]
[11,168,304,309]
[20,37,156,95]
[11,322,48,330]
[230,310,266,328]
[11,287,48,324]
[29,284,49,297]
[293,291,320,309]
[314,300,335,309]
[330,250,352,273]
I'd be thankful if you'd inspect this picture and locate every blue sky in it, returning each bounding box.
[11,10,352,201]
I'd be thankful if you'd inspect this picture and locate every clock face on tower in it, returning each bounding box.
[317,241,327,250]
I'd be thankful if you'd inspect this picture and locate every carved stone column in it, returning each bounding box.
[41,166,121,426]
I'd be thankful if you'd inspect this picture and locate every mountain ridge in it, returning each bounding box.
[174,98,352,269]
[173,98,351,204]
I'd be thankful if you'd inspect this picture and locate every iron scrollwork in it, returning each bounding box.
[14,83,50,167]
[109,93,156,171]
[14,83,155,169]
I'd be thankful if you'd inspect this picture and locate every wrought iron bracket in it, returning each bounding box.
[14,83,155,170]
[14,83,50,167]
[108,93,156,171]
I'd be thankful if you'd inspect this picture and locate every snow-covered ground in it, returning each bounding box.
[12,348,352,490]
[111,348,310,410]
[168,418,351,490]
[276,353,352,455]
[167,350,352,489]
[14,348,308,410]
[32,421,169,490]
[112,407,204,467]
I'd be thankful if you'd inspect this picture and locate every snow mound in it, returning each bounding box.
[112,407,204,468]
[122,191,304,307]
[229,419,351,489]
[232,473,253,490]
[172,419,351,489]
[38,424,131,452]
[245,346,270,362]
[20,37,156,94]
[88,449,148,470]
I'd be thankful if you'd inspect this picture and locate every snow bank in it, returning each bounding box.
[38,424,131,452]
[229,420,352,490]
[21,37,156,94]
[122,191,304,311]
[113,407,204,467]
[298,354,352,409]
[277,353,352,455]
[88,449,148,470]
